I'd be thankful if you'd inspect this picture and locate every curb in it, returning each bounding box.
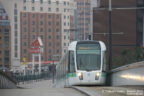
[70,86,91,96]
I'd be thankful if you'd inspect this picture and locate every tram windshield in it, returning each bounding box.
[76,43,101,71]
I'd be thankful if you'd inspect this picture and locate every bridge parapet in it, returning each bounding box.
[111,61,144,86]
[0,70,17,89]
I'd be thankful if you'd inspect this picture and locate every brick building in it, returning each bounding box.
[0,7,11,69]
[93,0,138,67]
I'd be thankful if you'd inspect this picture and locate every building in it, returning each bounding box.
[93,0,137,68]
[136,0,144,47]
[0,0,76,72]
[0,6,11,70]
[75,0,91,40]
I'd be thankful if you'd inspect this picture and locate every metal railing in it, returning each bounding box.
[0,70,17,88]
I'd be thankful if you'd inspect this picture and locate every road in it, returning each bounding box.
[0,88,87,96]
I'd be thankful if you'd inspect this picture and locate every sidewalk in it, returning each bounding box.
[17,79,54,88]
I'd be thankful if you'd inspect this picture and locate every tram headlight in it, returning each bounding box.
[77,72,83,80]
[95,72,100,80]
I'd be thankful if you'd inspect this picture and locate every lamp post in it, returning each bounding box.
[108,0,112,70]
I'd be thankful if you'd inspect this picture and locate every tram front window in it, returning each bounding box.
[76,43,101,71]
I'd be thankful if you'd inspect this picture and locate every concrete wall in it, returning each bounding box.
[111,61,144,86]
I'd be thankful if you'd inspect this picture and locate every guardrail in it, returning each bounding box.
[0,70,17,89]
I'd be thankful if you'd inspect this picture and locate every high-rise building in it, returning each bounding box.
[0,6,11,70]
[0,0,76,72]
[75,0,100,40]
[75,0,91,40]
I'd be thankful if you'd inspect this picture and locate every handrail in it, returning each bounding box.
[0,70,17,84]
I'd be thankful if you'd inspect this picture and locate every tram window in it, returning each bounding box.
[68,51,75,73]
[102,52,106,71]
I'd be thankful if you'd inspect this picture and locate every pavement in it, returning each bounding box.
[0,88,86,96]
[0,79,86,96]
[1,79,144,96]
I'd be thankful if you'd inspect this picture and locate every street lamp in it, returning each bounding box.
[108,0,112,70]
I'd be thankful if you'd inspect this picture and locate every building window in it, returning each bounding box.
[48,22,51,25]
[40,21,43,25]
[32,21,35,25]
[23,0,26,3]
[24,42,27,46]
[48,15,51,18]
[5,44,9,49]
[24,49,27,53]
[14,3,17,8]
[32,0,35,3]
[48,0,51,4]
[48,29,51,32]
[56,15,59,19]
[67,2,69,5]
[64,15,66,19]
[40,14,43,18]
[24,21,27,25]
[15,24,17,29]
[4,37,9,42]
[24,35,27,39]
[56,1,59,5]
[32,14,35,18]
[56,42,59,47]
[64,43,66,46]
[56,35,59,40]
[40,28,43,32]
[48,49,51,53]
[32,28,35,32]
[56,50,59,53]
[15,38,17,44]
[48,42,51,46]
[56,8,59,12]
[23,6,26,10]
[14,16,17,22]
[14,9,17,15]
[5,29,9,33]
[48,8,51,12]
[64,8,66,12]
[24,28,27,32]
[32,7,35,11]
[15,45,17,51]
[32,35,35,39]
[56,29,59,32]
[56,22,59,26]
[48,56,51,60]
[40,35,43,39]
[64,36,66,39]
[64,49,66,53]
[0,44,2,50]
[40,0,43,4]
[23,13,26,17]
[64,1,66,5]
[15,31,17,36]
[40,7,43,11]
[48,35,51,39]
[4,58,9,64]
[64,22,66,26]
[15,52,17,57]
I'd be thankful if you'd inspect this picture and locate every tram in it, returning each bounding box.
[56,40,107,85]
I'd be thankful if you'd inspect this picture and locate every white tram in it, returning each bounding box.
[56,40,107,85]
